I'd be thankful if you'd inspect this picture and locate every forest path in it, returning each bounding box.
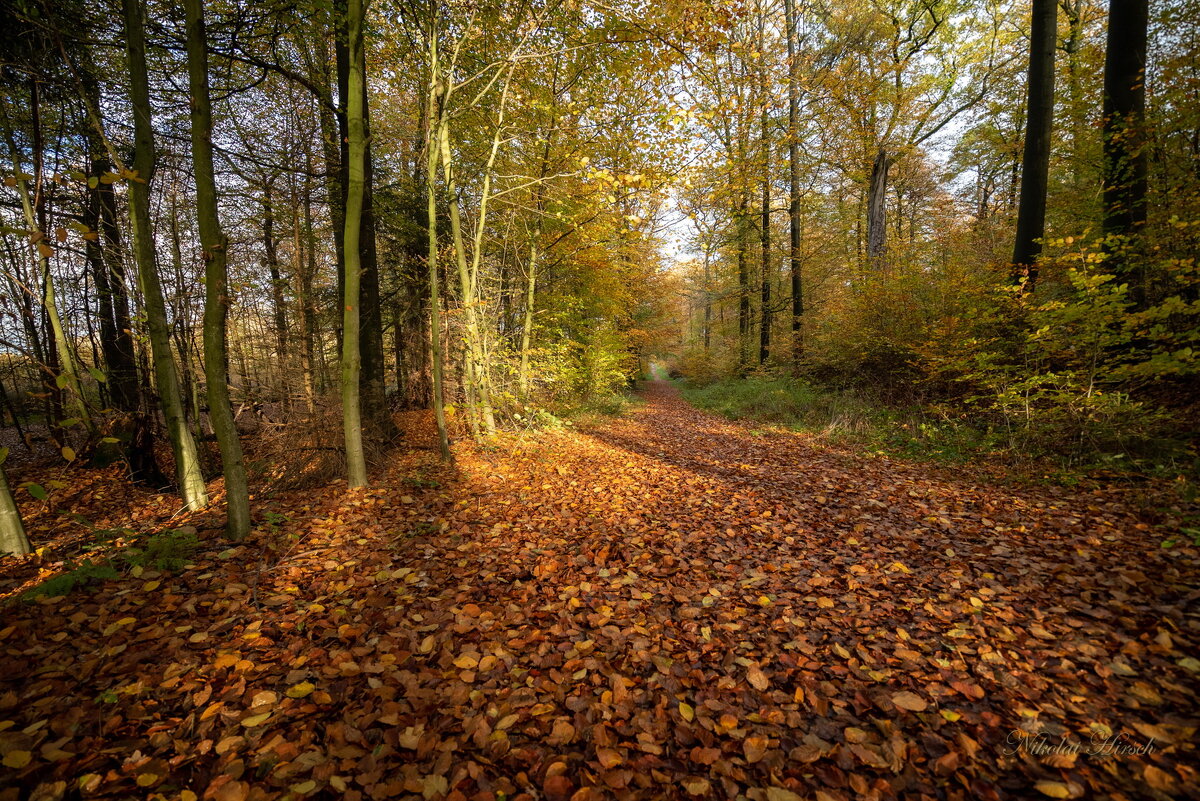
[2,381,1197,800]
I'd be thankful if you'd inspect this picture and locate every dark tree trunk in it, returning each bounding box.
[335,29,393,437]
[785,0,803,368]
[261,179,289,403]
[1102,0,1150,309]
[1011,0,1057,289]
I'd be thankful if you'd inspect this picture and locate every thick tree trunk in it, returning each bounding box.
[341,0,369,488]
[1011,0,1057,288]
[867,147,890,270]
[1102,0,1150,308]
[185,0,251,537]
[0,461,30,557]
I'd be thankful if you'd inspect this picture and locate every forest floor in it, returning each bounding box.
[1,381,1198,801]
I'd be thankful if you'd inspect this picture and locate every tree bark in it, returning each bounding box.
[425,26,452,461]
[785,0,803,368]
[1012,0,1057,288]
[1102,0,1150,308]
[341,0,369,487]
[0,460,31,556]
[185,0,251,537]
[866,147,890,271]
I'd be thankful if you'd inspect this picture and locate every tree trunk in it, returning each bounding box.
[425,27,452,461]
[759,106,771,366]
[185,0,251,537]
[1102,0,1150,308]
[3,83,93,438]
[0,460,31,557]
[341,0,369,488]
[335,26,392,437]
[1011,0,1057,288]
[867,147,890,270]
[785,0,803,368]
[261,179,289,403]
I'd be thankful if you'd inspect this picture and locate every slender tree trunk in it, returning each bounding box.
[261,179,289,404]
[340,0,369,488]
[1012,0,1057,288]
[517,228,540,397]
[785,0,803,368]
[0,460,31,556]
[737,194,750,373]
[1102,0,1150,308]
[426,29,451,461]
[438,115,498,437]
[300,154,319,412]
[759,107,771,366]
[2,87,93,438]
[185,0,250,537]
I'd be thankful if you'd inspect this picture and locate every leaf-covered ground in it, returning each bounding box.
[2,381,1198,801]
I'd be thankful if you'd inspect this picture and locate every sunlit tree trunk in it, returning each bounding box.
[0,460,30,557]
[438,112,499,437]
[425,31,452,461]
[340,0,370,487]
[1012,0,1057,288]
[185,0,251,537]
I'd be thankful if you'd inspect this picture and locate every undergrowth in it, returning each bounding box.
[678,376,1120,472]
[19,527,200,601]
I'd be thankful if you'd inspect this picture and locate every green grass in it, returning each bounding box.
[679,376,992,464]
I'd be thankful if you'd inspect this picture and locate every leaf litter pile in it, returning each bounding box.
[2,382,1198,801]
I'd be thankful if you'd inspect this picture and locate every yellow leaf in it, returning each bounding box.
[61,446,76,462]
[142,580,160,592]
[419,635,435,653]
[136,773,158,787]
[1035,781,1071,798]
[240,712,271,728]
[290,780,317,794]
[679,702,695,722]
[286,681,315,699]
[182,792,198,801]
[453,654,479,669]
[2,750,31,768]
[940,709,962,722]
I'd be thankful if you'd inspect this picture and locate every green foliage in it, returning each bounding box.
[680,377,989,464]
[122,528,200,572]
[21,559,119,601]
[921,235,1198,469]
